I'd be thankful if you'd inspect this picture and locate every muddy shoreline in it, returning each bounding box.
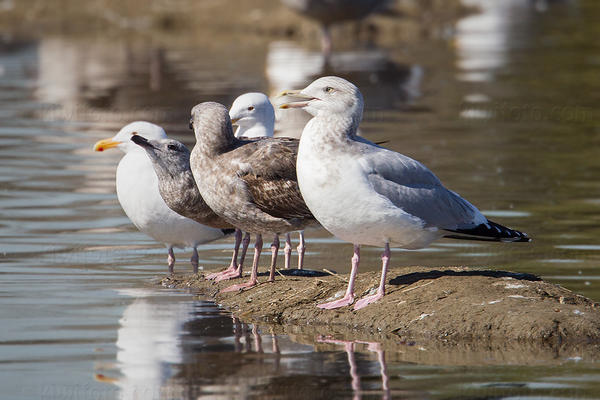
[159,265,600,363]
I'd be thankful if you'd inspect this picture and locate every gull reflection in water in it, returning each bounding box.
[318,336,391,400]
[98,289,400,399]
[109,289,198,399]
[98,290,304,399]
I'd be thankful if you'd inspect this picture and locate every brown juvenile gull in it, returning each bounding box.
[280,0,388,55]
[93,122,228,274]
[280,76,531,310]
[229,92,308,270]
[129,134,250,282]
[189,102,317,292]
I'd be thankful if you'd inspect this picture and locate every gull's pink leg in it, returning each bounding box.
[167,246,175,274]
[297,231,306,270]
[233,317,242,353]
[221,234,262,293]
[345,342,360,398]
[268,234,279,282]
[190,246,199,274]
[213,231,251,282]
[214,269,241,282]
[271,332,280,354]
[284,233,292,269]
[243,323,251,352]
[317,244,360,309]
[321,25,332,59]
[376,345,389,399]
[238,232,251,269]
[316,337,360,397]
[252,325,263,353]
[354,243,390,310]
[206,229,242,280]
[356,341,389,399]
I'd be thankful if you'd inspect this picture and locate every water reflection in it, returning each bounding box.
[318,337,390,400]
[100,291,403,400]
[33,37,177,125]
[36,38,129,108]
[111,289,197,399]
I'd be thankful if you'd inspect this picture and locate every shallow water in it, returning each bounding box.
[1,0,600,399]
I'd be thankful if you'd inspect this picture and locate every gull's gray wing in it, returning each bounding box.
[355,142,485,230]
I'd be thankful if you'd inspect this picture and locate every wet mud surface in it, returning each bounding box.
[161,265,600,364]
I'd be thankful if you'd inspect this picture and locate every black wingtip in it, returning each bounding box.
[444,220,531,243]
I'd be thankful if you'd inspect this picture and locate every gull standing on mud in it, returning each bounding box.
[280,76,530,310]
[129,135,250,282]
[229,92,309,270]
[93,122,229,274]
[189,102,317,292]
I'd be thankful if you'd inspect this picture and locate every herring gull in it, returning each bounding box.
[229,93,275,139]
[129,134,249,282]
[280,76,530,310]
[229,92,308,270]
[189,102,317,292]
[93,122,229,273]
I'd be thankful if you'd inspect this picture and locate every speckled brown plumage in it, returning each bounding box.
[189,102,316,236]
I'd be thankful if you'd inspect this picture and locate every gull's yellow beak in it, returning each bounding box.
[93,138,121,152]
[278,90,315,109]
[230,117,240,124]
[277,89,302,97]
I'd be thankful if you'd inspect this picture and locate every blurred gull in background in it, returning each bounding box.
[267,41,423,138]
[280,0,390,56]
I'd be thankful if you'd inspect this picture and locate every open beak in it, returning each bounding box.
[230,117,240,124]
[93,138,121,152]
[130,134,154,149]
[277,89,302,97]
[278,90,316,109]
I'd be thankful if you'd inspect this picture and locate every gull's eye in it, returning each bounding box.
[189,118,194,130]
[324,86,335,93]
[247,106,254,111]
[167,144,178,151]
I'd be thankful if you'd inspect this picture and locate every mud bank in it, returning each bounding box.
[160,265,600,353]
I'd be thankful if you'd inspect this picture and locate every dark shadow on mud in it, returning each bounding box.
[390,269,541,286]
[258,269,330,278]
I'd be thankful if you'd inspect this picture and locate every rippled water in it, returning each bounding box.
[1,0,600,399]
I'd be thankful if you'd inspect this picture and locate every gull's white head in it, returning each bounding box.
[280,76,364,123]
[94,121,167,154]
[228,92,275,138]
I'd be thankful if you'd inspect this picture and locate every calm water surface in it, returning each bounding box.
[1,0,600,399]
